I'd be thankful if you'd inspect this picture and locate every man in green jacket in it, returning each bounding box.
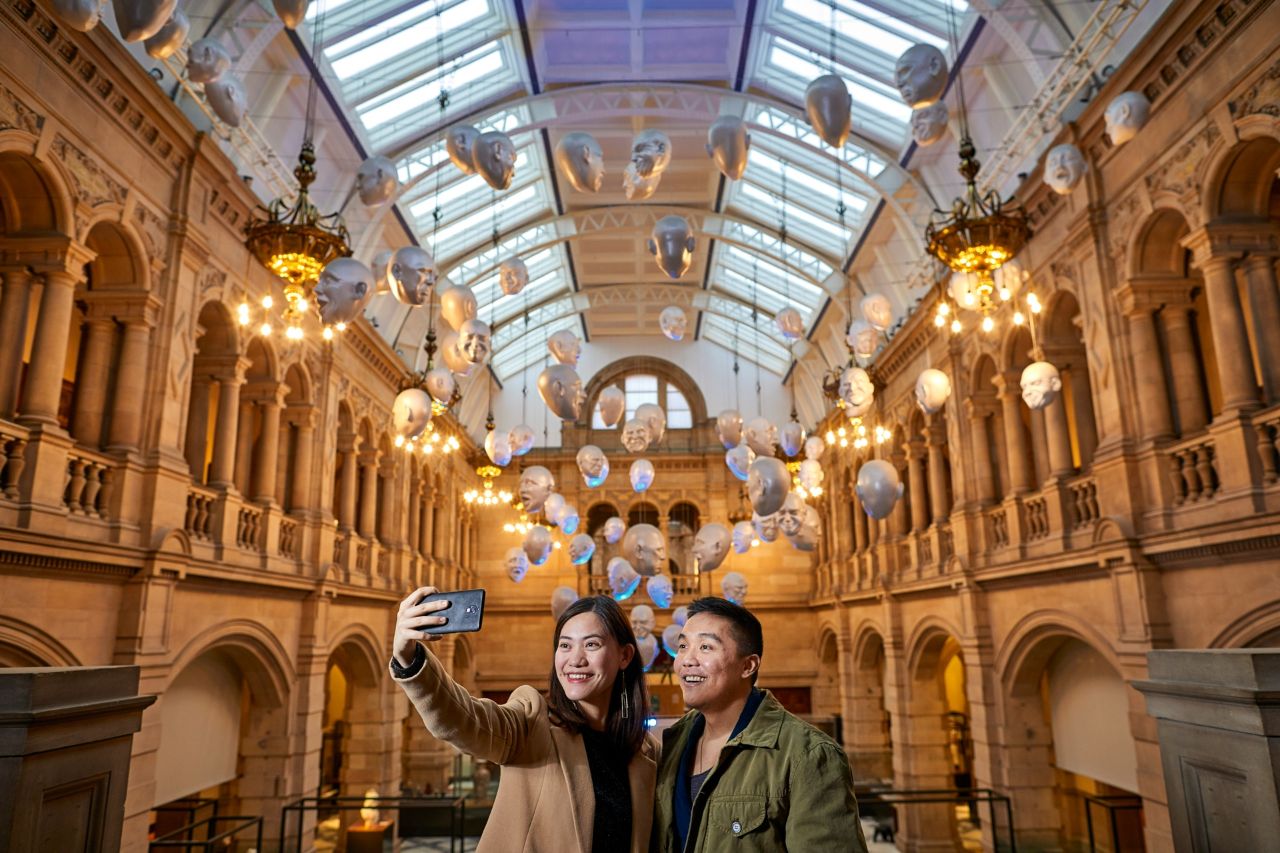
[652,597,868,852]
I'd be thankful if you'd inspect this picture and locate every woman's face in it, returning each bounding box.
[555,612,634,706]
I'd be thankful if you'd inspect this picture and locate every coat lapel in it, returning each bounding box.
[550,725,594,853]
[628,737,659,853]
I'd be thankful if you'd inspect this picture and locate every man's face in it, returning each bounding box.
[676,613,757,711]
[505,547,529,582]
[621,419,650,453]
[459,321,491,363]
[777,494,804,537]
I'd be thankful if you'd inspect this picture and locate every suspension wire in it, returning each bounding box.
[302,0,324,145]
[946,3,971,143]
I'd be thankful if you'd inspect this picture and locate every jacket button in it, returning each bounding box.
[732,820,742,834]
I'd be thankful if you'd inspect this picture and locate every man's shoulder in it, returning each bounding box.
[768,698,844,755]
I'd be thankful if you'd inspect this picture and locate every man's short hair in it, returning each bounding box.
[688,597,763,683]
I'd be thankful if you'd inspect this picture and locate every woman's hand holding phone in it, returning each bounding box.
[394,586,451,667]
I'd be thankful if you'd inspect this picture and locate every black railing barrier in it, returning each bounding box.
[1084,794,1144,853]
[149,815,263,852]
[280,794,467,853]
[151,798,220,845]
[857,787,1018,853]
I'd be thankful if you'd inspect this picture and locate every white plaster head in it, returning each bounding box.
[608,557,641,601]
[693,523,731,573]
[804,74,852,148]
[895,43,948,108]
[458,318,492,365]
[725,439,756,482]
[518,465,555,513]
[356,156,399,207]
[388,246,437,306]
[186,37,231,84]
[508,423,535,456]
[637,633,659,670]
[622,523,666,576]
[314,258,374,326]
[744,417,778,457]
[559,505,580,536]
[623,169,662,202]
[537,364,585,421]
[856,459,903,520]
[53,0,106,32]
[392,388,432,440]
[915,368,953,415]
[143,10,189,59]
[371,249,394,294]
[586,389,621,431]
[603,516,626,544]
[272,0,310,28]
[747,456,790,517]
[804,435,825,461]
[706,115,751,181]
[647,574,674,609]
[716,409,743,450]
[839,366,875,416]
[752,511,779,543]
[775,307,804,341]
[861,292,894,332]
[624,130,672,199]
[523,525,553,566]
[505,547,529,583]
[720,571,748,605]
[787,505,821,552]
[846,319,879,359]
[568,535,591,568]
[629,458,656,493]
[780,420,805,458]
[205,76,248,128]
[114,0,177,41]
[446,125,480,175]
[547,329,582,366]
[732,520,755,554]
[659,305,688,341]
[1020,360,1062,410]
[1044,144,1088,196]
[499,256,528,296]
[621,419,651,453]
[630,604,656,639]
[910,101,950,147]
[636,403,666,445]
[551,586,579,620]
[647,216,696,279]
[484,429,512,467]
[798,458,824,492]
[554,132,605,193]
[576,444,609,488]
[672,606,689,627]
[425,367,455,405]
[1105,91,1151,146]
[472,130,517,190]
[776,492,806,538]
[544,493,566,525]
[439,331,472,376]
[439,285,478,332]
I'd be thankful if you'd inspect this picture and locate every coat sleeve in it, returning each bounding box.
[785,741,869,852]
[392,642,537,766]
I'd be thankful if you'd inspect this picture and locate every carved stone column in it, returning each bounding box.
[233,400,255,493]
[906,438,928,532]
[1118,282,1174,440]
[288,410,316,513]
[71,315,116,448]
[208,361,247,488]
[251,387,285,504]
[183,377,213,482]
[1043,394,1076,478]
[20,269,82,426]
[1186,230,1259,412]
[993,373,1034,493]
[965,400,997,505]
[106,315,154,452]
[1160,306,1210,434]
[1242,253,1280,403]
[926,415,950,524]
[378,459,399,546]
[358,451,379,540]
[0,267,34,418]
[338,439,358,531]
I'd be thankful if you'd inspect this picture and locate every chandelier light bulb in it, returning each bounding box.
[296,299,309,312]
[322,327,334,341]
[286,325,303,340]
[1013,311,1026,326]
[825,430,835,443]
[259,323,272,336]
[938,302,950,317]
[237,303,250,325]
[336,322,348,331]
[981,316,995,333]
[261,295,274,309]
[950,318,962,334]
[934,314,945,328]
[999,287,1012,301]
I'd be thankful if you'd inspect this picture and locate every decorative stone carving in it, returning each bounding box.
[1228,59,1280,119]
[132,203,167,262]
[53,136,127,207]
[1144,123,1221,202]
[0,83,43,134]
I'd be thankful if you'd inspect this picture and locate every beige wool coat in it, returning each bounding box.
[394,644,660,853]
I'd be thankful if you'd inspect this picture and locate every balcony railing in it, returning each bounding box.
[1068,476,1100,530]
[1025,495,1050,541]
[0,422,28,501]
[1167,434,1219,504]
[64,448,115,520]
[279,517,298,559]
[236,505,264,552]
[185,485,217,542]
[1255,407,1280,486]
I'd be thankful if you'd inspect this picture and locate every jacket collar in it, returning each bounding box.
[728,689,786,749]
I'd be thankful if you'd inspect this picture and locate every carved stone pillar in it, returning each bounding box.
[994,373,1034,493]
[338,440,358,531]
[358,451,379,540]
[851,475,867,552]
[1043,394,1076,478]
[20,270,82,426]
[926,415,950,524]
[890,449,910,537]
[407,478,421,556]
[1242,253,1280,403]
[906,438,928,532]
[289,410,315,513]
[233,400,255,493]
[208,363,247,488]
[183,377,213,482]
[1119,284,1174,440]
[1186,233,1259,411]
[71,316,116,448]
[378,460,399,546]
[0,268,34,418]
[251,387,285,504]
[1160,306,1210,434]
[106,317,153,452]
[965,400,997,505]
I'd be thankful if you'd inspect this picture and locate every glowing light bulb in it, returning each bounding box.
[934,314,945,328]
[259,323,272,336]
[938,302,950,317]
[1013,312,1026,326]
[322,327,334,341]
[296,299,309,312]
[394,435,405,448]
[950,319,962,334]
[981,316,995,333]
[261,295,274,310]
[825,430,835,443]
[999,287,1011,301]
[335,322,348,332]
[286,325,304,340]
[237,303,250,325]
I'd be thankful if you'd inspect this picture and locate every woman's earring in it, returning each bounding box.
[620,675,631,719]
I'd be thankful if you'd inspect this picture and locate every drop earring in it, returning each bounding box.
[620,674,631,719]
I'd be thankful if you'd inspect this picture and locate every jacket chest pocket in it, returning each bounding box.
[703,796,768,844]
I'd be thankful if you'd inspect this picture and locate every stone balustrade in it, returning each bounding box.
[63,448,115,519]
[0,420,28,501]
[184,485,217,542]
[1067,476,1100,531]
[278,516,298,559]
[1166,434,1219,504]
[1025,494,1050,541]
[236,504,264,552]
[1253,404,1280,487]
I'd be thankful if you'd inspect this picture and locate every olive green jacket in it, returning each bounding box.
[652,690,868,852]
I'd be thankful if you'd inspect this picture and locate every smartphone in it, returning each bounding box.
[418,588,486,634]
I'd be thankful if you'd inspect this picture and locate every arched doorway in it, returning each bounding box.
[849,629,893,783]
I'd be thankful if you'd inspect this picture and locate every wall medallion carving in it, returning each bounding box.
[197,267,227,301]
[52,134,127,207]
[0,81,43,134]
[1229,58,1280,119]
[1144,122,1221,202]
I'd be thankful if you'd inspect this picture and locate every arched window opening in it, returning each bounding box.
[590,372,693,429]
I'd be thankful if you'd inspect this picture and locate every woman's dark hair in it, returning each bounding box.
[547,595,648,757]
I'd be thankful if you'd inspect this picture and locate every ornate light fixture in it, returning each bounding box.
[465,464,512,506]
[395,421,460,456]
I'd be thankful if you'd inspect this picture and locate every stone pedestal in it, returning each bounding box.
[0,666,155,853]
[1134,650,1280,853]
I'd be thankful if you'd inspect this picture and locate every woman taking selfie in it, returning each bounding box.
[391,586,657,852]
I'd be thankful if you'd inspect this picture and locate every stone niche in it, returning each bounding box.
[1135,650,1280,853]
[0,666,155,853]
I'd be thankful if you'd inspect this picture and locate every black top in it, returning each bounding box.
[689,768,710,805]
[581,727,633,852]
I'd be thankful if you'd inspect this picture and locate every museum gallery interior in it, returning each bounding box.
[1,0,1279,850]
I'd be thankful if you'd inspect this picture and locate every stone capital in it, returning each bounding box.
[1182,222,1280,266]
[963,397,997,420]
[0,235,95,276]
[1116,276,1197,315]
[82,292,163,326]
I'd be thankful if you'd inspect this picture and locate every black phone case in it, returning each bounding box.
[419,588,485,634]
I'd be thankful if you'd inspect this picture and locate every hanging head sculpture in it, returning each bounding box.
[647,216,696,279]
[894,43,949,108]
[705,115,751,180]
[692,523,731,573]
[517,465,555,513]
[1043,144,1088,196]
[356,155,399,207]
[839,366,875,417]
[314,258,374,326]
[624,130,672,200]
[446,125,480,175]
[499,256,528,296]
[547,329,582,367]
[537,364,586,421]
[555,131,606,193]
[388,246,437,306]
[621,523,667,577]
[472,130,517,190]
[804,74,852,148]
[910,101,950,147]
[1104,92,1150,146]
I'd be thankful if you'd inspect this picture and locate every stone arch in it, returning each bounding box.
[1041,288,1099,471]
[165,619,295,709]
[1203,134,1280,220]
[1128,205,1194,279]
[626,500,660,526]
[328,623,385,690]
[0,143,75,235]
[582,355,709,425]
[323,624,391,807]
[0,614,82,666]
[1208,599,1280,649]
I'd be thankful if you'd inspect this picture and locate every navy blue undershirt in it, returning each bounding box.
[673,688,766,848]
